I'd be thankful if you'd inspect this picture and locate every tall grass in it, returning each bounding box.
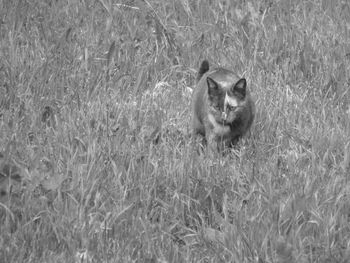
[0,0,350,262]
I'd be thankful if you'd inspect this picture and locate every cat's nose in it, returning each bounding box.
[221,112,227,120]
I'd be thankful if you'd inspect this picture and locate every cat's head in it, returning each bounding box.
[207,76,247,124]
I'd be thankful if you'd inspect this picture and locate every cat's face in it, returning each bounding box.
[207,77,246,124]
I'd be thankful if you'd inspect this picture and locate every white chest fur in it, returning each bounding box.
[208,114,230,136]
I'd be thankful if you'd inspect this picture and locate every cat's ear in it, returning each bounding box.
[207,77,220,97]
[232,78,246,98]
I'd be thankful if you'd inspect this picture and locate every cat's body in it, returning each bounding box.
[192,60,255,152]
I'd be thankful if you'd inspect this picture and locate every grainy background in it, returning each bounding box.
[0,0,350,262]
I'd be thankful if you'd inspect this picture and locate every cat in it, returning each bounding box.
[191,60,255,153]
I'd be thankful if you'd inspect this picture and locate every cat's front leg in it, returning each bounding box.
[206,132,219,157]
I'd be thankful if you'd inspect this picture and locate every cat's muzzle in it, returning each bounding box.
[221,111,227,121]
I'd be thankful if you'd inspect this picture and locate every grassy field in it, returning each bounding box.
[1,0,350,262]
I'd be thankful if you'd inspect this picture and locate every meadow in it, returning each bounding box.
[1,0,350,262]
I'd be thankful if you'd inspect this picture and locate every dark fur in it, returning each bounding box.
[197,60,210,82]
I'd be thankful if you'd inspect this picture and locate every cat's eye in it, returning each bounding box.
[227,105,236,111]
[215,105,222,111]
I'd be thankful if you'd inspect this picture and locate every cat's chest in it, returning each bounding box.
[208,114,231,137]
